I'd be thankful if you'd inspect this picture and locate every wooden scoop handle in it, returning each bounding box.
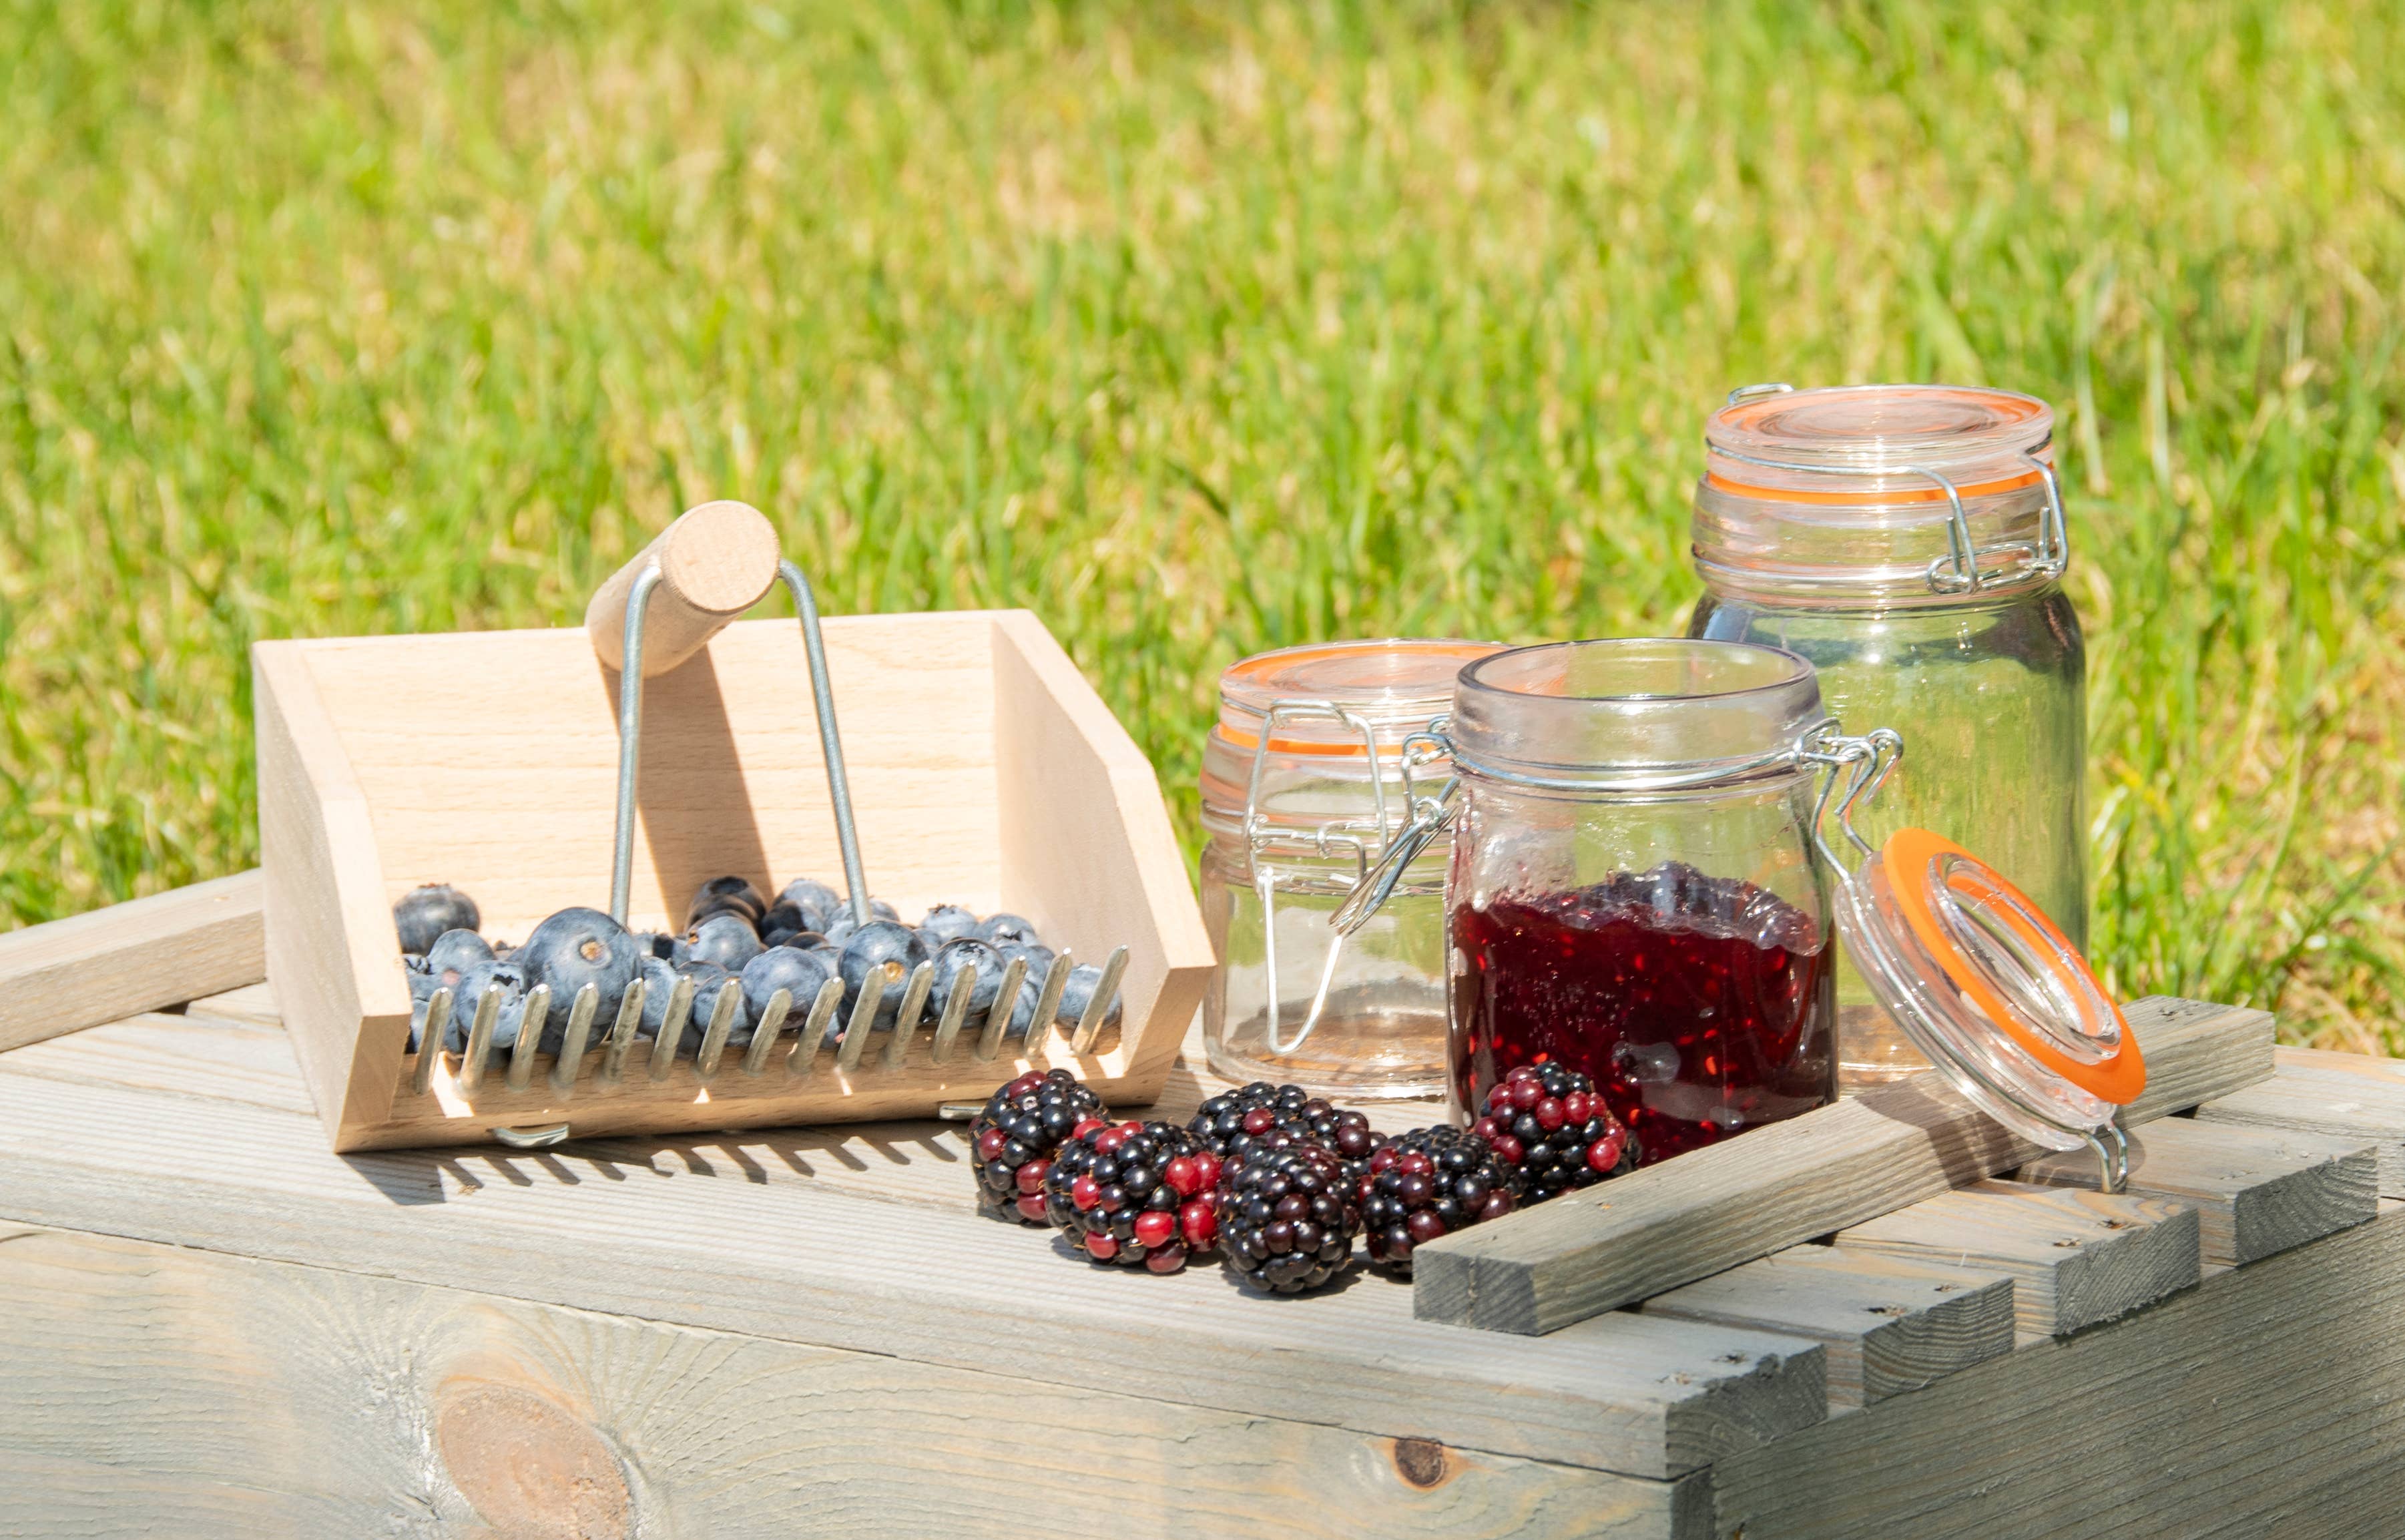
[585,500,782,676]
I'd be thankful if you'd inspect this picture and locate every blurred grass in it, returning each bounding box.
[3,0,2401,1047]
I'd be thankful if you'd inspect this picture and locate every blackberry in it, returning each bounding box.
[1042,1119,1218,1273]
[1471,1062,1638,1203]
[1360,1126,1519,1272]
[971,1069,1108,1224]
[1217,1144,1362,1294]
[1188,1082,1386,1184]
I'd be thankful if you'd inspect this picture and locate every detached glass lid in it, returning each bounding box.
[1808,729,2144,1178]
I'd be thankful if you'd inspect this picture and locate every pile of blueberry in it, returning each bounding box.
[394,876,1121,1064]
[968,1063,1639,1294]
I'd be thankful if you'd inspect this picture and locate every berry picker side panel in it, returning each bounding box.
[254,610,1214,1151]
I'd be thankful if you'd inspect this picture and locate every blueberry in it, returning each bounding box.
[408,994,433,1054]
[632,931,678,960]
[684,963,753,1052]
[868,898,902,923]
[394,884,481,955]
[977,913,1041,947]
[1001,970,1043,1040]
[1053,963,1122,1032]
[404,953,431,975]
[838,921,928,1030]
[513,907,642,1053]
[776,876,844,926]
[760,901,808,936]
[447,959,529,1053]
[821,912,860,947]
[917,904,981,947]
[740,945,836,1025]
[684,913,764,973]
[687,899,764,936]
[686,876,766,931]
[762,926,826,951]
[425,929,495,987]
[1003,941,1057,983]
[636,956,682,1038]
[929,937,1007,1019]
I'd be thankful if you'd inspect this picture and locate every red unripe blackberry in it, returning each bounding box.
[1188,1081,1387,1186]
[1360,1125,1519,1272]
[1217,1145,1361,1294]
[1474,1062,1639,1204]
[1042,1119,1207,1271]
[971,1068,1107,1224]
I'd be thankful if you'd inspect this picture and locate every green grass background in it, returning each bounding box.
[3,0,2400,1047]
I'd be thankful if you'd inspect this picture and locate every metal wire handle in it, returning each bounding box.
[610,556,870,927]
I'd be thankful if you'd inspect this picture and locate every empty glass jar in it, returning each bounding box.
[1199,639,1503,1098]
[1687,384,2087,1086]
[1443,640,1840,1164]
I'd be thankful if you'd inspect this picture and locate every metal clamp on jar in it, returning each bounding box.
[1198,640,1503,1098]
[1688,383,2088,1087]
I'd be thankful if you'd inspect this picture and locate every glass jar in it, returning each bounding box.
[1443,639,1839,1164]
[1687,383,2086,1087]
[1199,639,1505,1098]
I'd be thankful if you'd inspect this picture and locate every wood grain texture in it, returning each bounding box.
[0,1224,1705,1540]
[2196,1053,2405,1197]
[256,609,1216,1149]
[1708,1206,2405,1540]
[0,868,264,1052]
[1834,1180,2201,1336]
[1641,1246,2015,1408]
[1412,997,2267,1336]
[2019,1116,2377,1266]
[583,499,783,675]
[0,1011,1824,1481]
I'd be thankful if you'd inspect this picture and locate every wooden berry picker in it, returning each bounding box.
[255,499,1214,1151]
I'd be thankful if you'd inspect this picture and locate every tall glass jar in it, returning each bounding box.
[1687,384,2086,1087]
[1445,640,1839,1164]
[1199,639,1504,1098]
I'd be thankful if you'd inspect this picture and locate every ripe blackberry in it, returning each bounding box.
[1188,1082,1386,1183]
[1472,1062,1639,1204]
[1218,1144,1362,1294]
[971,1069,1107,1225]
[1360,1126,1519,1272]
[1043,1119,1218,1273]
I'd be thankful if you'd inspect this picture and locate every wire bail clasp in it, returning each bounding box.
[1328,725,1459,939]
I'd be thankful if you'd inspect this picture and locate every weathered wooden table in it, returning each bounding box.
[5,929,2405,1536]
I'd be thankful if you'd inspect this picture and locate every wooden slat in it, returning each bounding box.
[2196,1055,2405,1197]
[1411,997,2270,1335]
[1641,1245,2015,1407]
[1833,1180,2200,1336]
[0,870,264,1053]
[0,1011,1824,1481]
[2019,1117,2377,1267]
[0,1224,1705,1540]
[1708,1205,2405,1539]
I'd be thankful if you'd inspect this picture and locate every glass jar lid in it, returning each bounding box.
[1695,383,2069,600]
[1216,638,1502,751]
[1811,735,2143,1158]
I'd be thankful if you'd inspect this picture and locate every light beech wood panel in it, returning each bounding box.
[0,1224,1704,1540]
[1412,998,2270,1336]
[2019,1117,2376,1266]
[0,1013,1825,1481]
[1643,1246,2015,1408]
[0,869,264,1053]
[1833,1180,2200,1337]
[1708,1206,2405,1540]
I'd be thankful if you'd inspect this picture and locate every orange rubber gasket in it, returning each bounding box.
[1882,826,2145,1105]
[1703,467,2047,505]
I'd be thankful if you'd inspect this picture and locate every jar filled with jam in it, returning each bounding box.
[1687,383,2085,1086]
[1438,639,1839,1164]
[1199,639,1505,1098]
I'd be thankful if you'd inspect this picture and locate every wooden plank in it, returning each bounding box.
[0,1012,1825,1481]
[2196,1054,2405,1196]
[1833,1180,2200,1336]
[0,1224,1704,1540]
[2019,1116,2376,1266]
[1411,997,2269,1335]
[0,870,264,1053]
[1708,1204,2405,1540]
[1641,1246,2015,1408]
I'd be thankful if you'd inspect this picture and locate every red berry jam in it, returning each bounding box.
[1451,863,1836,1165]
